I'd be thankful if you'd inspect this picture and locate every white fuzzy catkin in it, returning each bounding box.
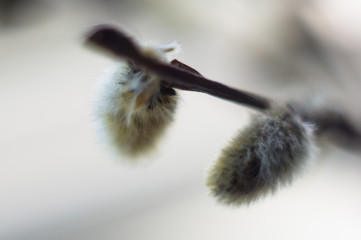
[207,105,316,205]
[94,41,180,158]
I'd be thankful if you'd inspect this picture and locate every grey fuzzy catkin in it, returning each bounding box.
[206,105,316,205]
[94,42,179,158]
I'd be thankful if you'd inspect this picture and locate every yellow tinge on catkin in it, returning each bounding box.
[94,42,180,159]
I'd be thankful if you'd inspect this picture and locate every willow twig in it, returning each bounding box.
[85,25,271,111]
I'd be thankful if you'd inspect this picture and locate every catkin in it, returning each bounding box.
[94,43,179,158]
[207,105,316,205]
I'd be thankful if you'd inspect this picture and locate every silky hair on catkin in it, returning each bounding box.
[206,105,316,205]
[94,41,180,159]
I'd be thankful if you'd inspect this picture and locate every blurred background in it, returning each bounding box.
[1,0,361,239]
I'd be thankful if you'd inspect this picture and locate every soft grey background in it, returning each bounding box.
[1,0,361,239]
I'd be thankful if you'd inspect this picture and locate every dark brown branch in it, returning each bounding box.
[85,25,271,111]
[84,25,361,151]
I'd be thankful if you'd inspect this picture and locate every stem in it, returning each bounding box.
[85,25,271,111]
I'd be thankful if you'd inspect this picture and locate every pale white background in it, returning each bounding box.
[1,1,361,239]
